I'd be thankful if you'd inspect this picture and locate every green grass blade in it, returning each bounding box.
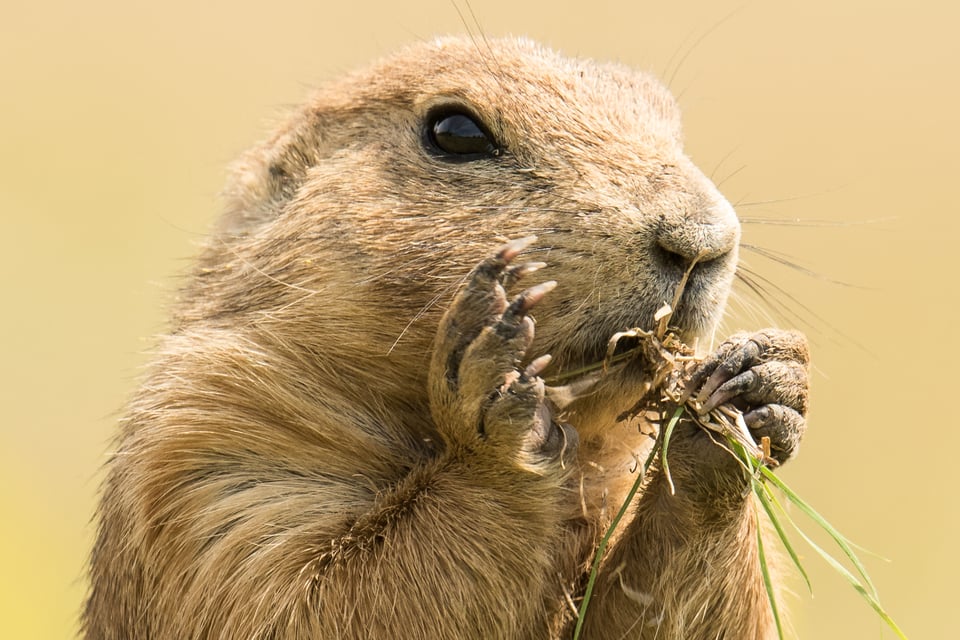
[725,437,763,480]
[571,459,646,640]
[753,479,812,594]
[758,470,908,639]
[759,465,877,597]
[572,406,683,639]
[787,515,908,639]
[755,505,785,640]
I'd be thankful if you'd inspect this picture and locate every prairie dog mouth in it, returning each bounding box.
[655,247,729,344]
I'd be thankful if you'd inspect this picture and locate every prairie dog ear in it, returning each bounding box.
[218,110,328,236]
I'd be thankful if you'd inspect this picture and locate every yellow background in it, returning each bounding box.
[2,1,956,637]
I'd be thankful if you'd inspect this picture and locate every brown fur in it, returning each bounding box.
[85,37,808,639]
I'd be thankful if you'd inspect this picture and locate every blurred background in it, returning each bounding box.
[2,1,956,637]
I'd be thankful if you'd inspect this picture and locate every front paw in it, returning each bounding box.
[685,329,810,465]
[429,237,577,465]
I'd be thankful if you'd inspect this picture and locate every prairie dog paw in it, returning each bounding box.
[429,238,577,465]
[685,329,809,464]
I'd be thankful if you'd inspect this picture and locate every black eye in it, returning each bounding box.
[425,109,500,159]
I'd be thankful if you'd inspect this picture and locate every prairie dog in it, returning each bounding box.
[85,37,809,639]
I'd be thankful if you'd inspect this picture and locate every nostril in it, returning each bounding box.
[654,219,739,266]
[654,241,692,273]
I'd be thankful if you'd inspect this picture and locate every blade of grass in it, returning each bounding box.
[572,406,683,640]
[781,507,908,639]
[755,506,784,640]
[738,442,785,640]
[759,466,877,597]
[659,407,679,495]
[758,470,907,639]
[753,479,812,593]
[724,423,907,637]
[571,443,657,640]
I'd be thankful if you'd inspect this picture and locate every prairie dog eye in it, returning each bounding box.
[424,108,501,159]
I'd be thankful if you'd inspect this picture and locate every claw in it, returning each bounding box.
[502,280,557,327]
[471,237,538,286]
[524,354,552,378]
[498,235,539,262]
[681,338,739,403]
[545,373,600,411]
[517,280,557,312]
[700,370,759,413]
[504,261,548,288]
[697,339,762,405]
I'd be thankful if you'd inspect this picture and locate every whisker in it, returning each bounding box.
[469,203,586,215]
[714,163,747,190]
[740,244,869,288]
[216,237,323,296]
[735,266,872,355]
[661,23,698,83]
[388,283,459,356]
[723,287,778,331]
[450,1,480,58]
[739,216,894,227]
[709,145,741,182]
[732,270,792,324]
[449,1,509,104]
[464,0,505,78]
[736,267,821,329]
[666,6,744,89]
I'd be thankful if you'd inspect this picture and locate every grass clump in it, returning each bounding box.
[566,315,907,640]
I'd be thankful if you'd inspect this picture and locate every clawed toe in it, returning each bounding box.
[681,329,810,467]
[429,238,575,466]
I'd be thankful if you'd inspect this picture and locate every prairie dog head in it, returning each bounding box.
[184,37,740,379]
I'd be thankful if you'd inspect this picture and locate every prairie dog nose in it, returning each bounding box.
[655,193,740,266]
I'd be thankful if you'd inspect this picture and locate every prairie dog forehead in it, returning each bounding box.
[319,37,683,153]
